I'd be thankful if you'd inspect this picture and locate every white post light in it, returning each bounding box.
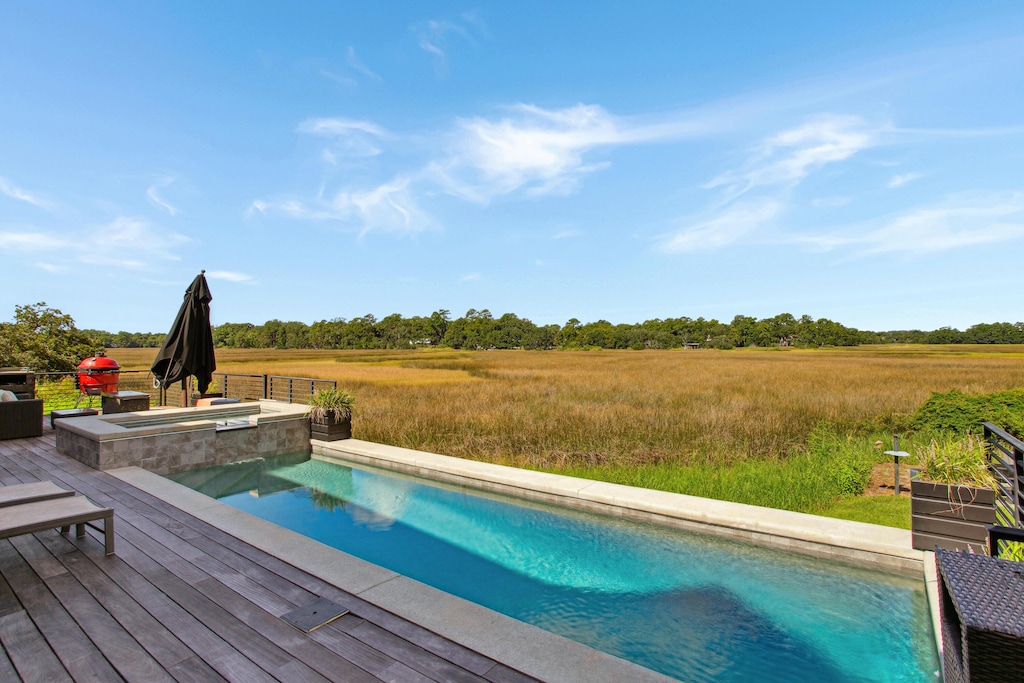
[884,435,910,495]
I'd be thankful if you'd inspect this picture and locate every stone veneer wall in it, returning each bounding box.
[57,428,102,470]
[256,417,311,460]
[57,414,310,475]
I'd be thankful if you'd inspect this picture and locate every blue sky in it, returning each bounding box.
[3,2,1023,333]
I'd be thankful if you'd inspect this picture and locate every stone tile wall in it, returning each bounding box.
[58,415,311,475]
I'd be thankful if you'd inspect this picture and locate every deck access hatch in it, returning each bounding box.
[281,598,350,633]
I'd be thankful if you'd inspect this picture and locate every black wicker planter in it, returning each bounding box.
[311,415,352,441]
[911,479,996,553]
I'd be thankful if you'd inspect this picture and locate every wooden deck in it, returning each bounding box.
[0,427,538,683]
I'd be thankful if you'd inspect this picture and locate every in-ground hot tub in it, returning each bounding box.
[55,400,311,475]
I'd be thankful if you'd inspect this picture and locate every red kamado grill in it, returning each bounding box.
[77,352,120,397]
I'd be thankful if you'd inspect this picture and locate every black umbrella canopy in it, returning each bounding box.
[151,271,216,395]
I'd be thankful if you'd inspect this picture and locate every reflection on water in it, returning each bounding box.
[173,454,939,683]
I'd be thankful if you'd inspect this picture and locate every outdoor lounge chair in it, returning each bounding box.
[0,398,44,440]
[0,481,75,507]
[0,496,114,555]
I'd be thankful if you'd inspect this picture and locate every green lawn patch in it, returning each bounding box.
[819,495,911,529]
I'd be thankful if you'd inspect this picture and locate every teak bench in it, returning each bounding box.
[0,496,114,555]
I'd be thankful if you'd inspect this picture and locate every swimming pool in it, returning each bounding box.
[170,454,940,682]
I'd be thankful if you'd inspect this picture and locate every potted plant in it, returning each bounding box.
[307,388,355,441]
[910,432,996,553]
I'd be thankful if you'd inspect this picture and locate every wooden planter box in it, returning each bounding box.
[311,416,351,441]
[911,479,996,553]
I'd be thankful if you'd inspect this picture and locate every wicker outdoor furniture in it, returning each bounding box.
[0,398,44,440]
[936,547,1024,683]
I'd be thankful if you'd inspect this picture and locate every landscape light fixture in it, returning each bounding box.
[884,435,910,495]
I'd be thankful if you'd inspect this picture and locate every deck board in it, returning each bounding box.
[0,428,540,683]
[0,609,74,683]
[2,537,123,683]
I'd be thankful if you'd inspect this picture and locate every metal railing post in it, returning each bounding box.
[1016,439,1024,528]
[985,422,1024,529]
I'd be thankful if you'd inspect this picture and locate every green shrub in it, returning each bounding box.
[910,387,1024,436]
[806,424,875,497]
[307,388,356,424]
[833,459,871,496]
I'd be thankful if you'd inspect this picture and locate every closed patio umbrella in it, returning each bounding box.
[151,270,216,395]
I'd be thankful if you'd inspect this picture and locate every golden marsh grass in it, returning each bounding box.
[110,345,1024,469]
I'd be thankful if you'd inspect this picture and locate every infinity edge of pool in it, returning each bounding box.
[108,438,942,683]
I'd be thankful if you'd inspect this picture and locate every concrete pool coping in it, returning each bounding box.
[109,466,676,683]
[55,400,308,441]
[111,439,944,679]
[316,440,925,573]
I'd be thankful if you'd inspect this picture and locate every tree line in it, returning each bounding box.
[5,302,1024,373]
[84,310,1024,351]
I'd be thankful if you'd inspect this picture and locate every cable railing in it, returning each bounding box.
[35,370,161,412]
[32,370,334,413]
[212,373,337,404]
[268,375,337,404]
[984,422,1024,529]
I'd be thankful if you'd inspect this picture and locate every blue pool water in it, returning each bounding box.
[170,454,939,682]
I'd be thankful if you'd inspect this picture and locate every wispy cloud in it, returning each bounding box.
[255,102,711,235]
[206,270,257,285]
[860,193,1024,254]
[703,115,878,202]
[429,103,708,204]
[0,217,189,269]
[298,117,389,162]
[887,172,923,189]
[811,196,851,207]
[665,113,1024,257]
[93,217,189,262]
[35,262,65,273]
[659,200,783,253]
[332,177,430,235]
[0,176,53,210]
[413,13,488,75]
[147,177,178,215]
[319,69,357,87]
[346,47,381,81]
[891,124,1024,138]
[251,176,433,236]
[0,231,62,251]
[659,116,877,254]
[797,192,1024,255]
[553,229,582,239]
[299,118,388,138]
[459,272,481,282]
[419,36,445,59]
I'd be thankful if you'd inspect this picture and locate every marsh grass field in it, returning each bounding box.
[110,345,1024,526]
